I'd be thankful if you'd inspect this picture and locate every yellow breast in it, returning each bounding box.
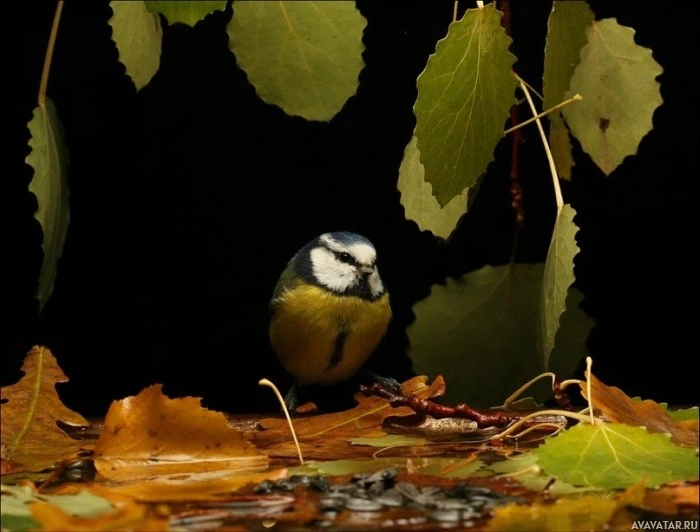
[269,284,391,385]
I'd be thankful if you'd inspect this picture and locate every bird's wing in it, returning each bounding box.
[269,261,300,315]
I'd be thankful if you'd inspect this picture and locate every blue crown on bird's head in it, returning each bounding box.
[319,231,375,249]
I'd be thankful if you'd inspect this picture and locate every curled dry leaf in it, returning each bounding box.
[0,346,89,472]
[93,384,267,481]
[581,371,699,447]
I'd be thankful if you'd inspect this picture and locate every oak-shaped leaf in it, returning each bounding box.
[542,1,594,179]
[259,376,445,440]
[93,384,267,481]
[253,376,445,460]
[397,135,471,240]
[109,1,163,91]
[581,372,699,447]
[414,3,517,206]
[228,1,366,121]
[145,1,225,26]
[409,264,551,406]
[26,100,70,312]
[563,18,663,175]
[534,423,699,489]
[0,346,88,472]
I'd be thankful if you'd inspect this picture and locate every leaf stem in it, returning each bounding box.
[259,379,304,465]
[515,72,564,211]
[504,93,582,135]
[38,1,64,108]
[453,1,459,22]
[585,356,594,424]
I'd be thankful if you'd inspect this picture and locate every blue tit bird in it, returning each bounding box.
[269,231,392,410]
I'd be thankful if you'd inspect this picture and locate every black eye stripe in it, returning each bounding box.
[335,251,356,265]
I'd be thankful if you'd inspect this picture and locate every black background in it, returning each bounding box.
[3,1,698,416]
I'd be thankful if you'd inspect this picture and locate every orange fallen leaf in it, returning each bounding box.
[259,375,445,439]
[249,376,446,461]
[93,384,267,481]
[0,346,89,471]
[643,481,700,515]
[581,371,699,447]
[485,480,646,531]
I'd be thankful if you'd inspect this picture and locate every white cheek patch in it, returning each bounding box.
[310,247,357,292]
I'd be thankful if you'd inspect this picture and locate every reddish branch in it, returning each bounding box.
[360,384,566,430]
[498,0,525,230]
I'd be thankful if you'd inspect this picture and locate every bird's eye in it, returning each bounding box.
[337,252,354,264]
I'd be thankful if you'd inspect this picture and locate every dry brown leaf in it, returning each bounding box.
[0,346,89,471]
[643,481,700,515]
[485,480,646,531]
[581,372,699,447]
[93,384,267,481]
[83,468,288,502]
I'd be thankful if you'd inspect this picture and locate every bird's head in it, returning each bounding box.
[296,232,385,300]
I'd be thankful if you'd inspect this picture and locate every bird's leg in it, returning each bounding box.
[363,370,402,395]
[284,383,300,413]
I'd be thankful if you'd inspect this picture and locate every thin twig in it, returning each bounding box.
[504,93,582,135]
[585,356,594,424]
[38,1,64,108]
[514,72,564,211]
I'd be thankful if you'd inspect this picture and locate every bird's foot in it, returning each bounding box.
[283,384,300,413]
[364,371,403,396]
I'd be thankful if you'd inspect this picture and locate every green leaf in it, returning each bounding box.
[419,458,486,478]
[632,400,700,422]
[666,406,700,421]
[542,1,594,179]
[290,458,407,477]
[228,1,366,121]
[25,100,70,312]
[145,1,225,26]
[109,1,163,91]
[547,286,595,380]
[349,435,429,448]
[290,457,486,478]
[534,423,700,489]
[0,514,38,532]
[397,136,470,240]
[562,18,663,175]
[408,264,551,406]
[1,485,113,518]
[414,3,517,206]
[538,204,590,375]
[488,453,600,495]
